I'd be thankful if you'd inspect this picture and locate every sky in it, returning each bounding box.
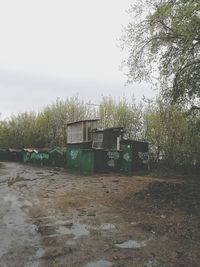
[0,0,156,119]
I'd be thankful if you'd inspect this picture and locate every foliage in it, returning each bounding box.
[144,98,200,168]
[0,96,96,148]
[0,95,199,170]
[99,96,143,139]
[121,0,200,105]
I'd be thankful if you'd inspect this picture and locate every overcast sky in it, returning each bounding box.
[0,0,156,119]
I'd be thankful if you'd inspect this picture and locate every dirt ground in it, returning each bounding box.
[0,162,200,267]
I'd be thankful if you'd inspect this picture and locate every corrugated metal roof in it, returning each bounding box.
[67,119,99,126]
[91,128,104,133]
[103,127,124,132]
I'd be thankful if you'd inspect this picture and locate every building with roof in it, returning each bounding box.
[67,119,99,144]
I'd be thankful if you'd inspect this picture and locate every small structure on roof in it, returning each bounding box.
[92,127,124,150]
[67,119,99,144]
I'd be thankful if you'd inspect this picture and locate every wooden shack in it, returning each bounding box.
[67,119,99,144]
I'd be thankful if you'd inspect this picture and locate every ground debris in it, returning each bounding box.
[1,162,200,267]
[134,181,200,216]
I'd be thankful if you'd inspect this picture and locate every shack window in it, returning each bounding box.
[92,131,103,149]
[67,123,82,143]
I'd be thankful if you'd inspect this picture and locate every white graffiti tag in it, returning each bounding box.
[107,151,120,160]
[71,150,79,160]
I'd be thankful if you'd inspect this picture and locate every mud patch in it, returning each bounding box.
[42,246,68,259]
[65,240,76,246]
[99,224,116,231]
[37,225,56,236]
[7,173,26,186]
[21,200,33,208]
[84,260,113,267]
[91,223,116,232]
[55,220,73,227]
[135,181,200,216]
[144,259,160,267]
[115,239,146,249]
[36,247,45,258]
[55,223,90,239]
[1,162,200,267]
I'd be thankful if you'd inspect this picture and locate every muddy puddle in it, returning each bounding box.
[115,239,147,249]
[47,221,116,239]
[36,247,45,258]
[0,186,40,266]
[84,260,113,267]
[144,259,160,267]
[98,223,116,231]
[56,223,90,239]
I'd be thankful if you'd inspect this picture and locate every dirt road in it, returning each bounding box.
[0,162,199,267]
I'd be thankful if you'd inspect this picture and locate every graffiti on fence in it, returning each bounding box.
[71,150,79,160]
[138,152,149,164]
[107,151,120,168]
[123,152,131,162]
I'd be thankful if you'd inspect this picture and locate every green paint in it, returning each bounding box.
[121,144,133,172]
[67,147,82,170]
[23,151,49,165]
[48,147,65,166]
[94,150,106,172]
[80,150,94,173]
[104,150,122,172]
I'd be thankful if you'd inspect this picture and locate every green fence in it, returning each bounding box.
[120,140,149,171]
[80,150,94,173]
[25,151,49,165]
[103,150,122,172]
[67,146,122,173]
[48,147,65,166]
[67,146,82,170]
[23,147,65,167]
[121,143,133,172]
[21,140,148,173]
